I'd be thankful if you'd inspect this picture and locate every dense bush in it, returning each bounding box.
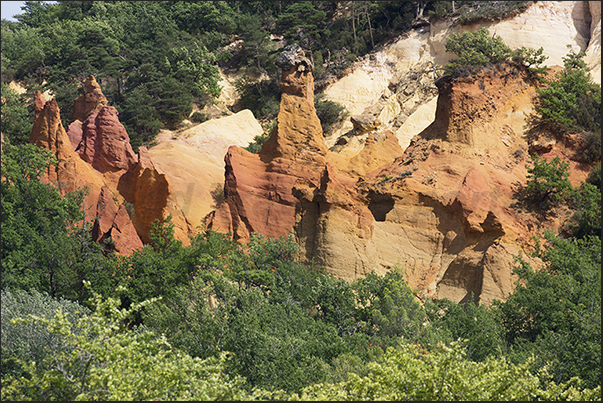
[1,143,114,301]
[498,233,601,389]
[315,93,349,135]
[444,27,547,79]
[1,288,90,379]
[1,287,251,401]
[523,154,572,210]
[535,50,601,161]
[0,83,32,145]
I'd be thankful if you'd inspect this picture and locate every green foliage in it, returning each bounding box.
[353,270,427,340]
[567,180,601,238]
[424,295,505,362]
[453,1,532,25]
[1,288,90,379]
[0,83,32,145]
[244,132,271,154]
[314,93,349,135]
[1,285,252,401]
[2,1,223,149]
[536,50,601,151]
[1,143,113,300]
[511,45,549,78]
[444,27,548,80]
[499,233,601,388]
[285,340,601,401]
[277,2,327,50]
[523,154,572,209]
[444,28,512,75]
[190,110,208,123]
[115,216,189,307]
[234,75,281,121]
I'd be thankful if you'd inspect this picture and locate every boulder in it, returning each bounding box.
[350,114,381,132]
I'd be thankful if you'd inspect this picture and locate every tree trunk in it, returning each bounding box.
[366,9,374,49]
[351,6,357,45]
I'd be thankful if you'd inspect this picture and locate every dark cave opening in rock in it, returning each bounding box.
[368,196,395,222]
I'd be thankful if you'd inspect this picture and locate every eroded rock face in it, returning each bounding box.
[30,91,105,199]
[71,76,109,123]
[207,45,329,242]
[208,50,594,305]
[29,79,188,252]
[92,186,143,255]
[67,76,137,173]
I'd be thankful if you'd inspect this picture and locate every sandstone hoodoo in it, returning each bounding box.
[207,44,330,241]
[28,76,195,253]
[68,76,137,173]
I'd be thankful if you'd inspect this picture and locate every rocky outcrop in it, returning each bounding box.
[67,76,137,173]
[29,78,192,251]
[585,1,601,84]
[207,45,330,242]
[208,46,594,305]
[30,91,105,199]
[323,1,600,156]
[30,90,145,254]
[118,146,189,244]
[148,109,262,232]
[92,186,143,255]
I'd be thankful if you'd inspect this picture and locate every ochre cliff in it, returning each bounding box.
[207,46,595,305]
[24,2,599,305]
[31,77,191,251]
[206,44,330,241]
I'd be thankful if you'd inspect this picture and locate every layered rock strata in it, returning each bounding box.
[207,44,332,241]
[30,77,191,252]
[208,52,594,305]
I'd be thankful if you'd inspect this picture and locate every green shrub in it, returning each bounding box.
[536,50,601,138]
[0,83,32,145]
[1,288,90,379]
[190,111,208,123]
[1,287,252,401]
[444,27,547,80]
[444,28,512,75]
[523,154,572,209]
[314,93,349,135]
[284,340,601,401]
[244,132,270,154]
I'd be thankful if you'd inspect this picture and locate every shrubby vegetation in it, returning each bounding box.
[535,50,601,163]
[444,27,548,78]
[1,2,601,400]
[1,140,601,399]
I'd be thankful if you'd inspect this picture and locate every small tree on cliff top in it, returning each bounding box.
[444,27,547,78]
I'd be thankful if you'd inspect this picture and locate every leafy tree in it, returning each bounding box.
[523,154,572,209]
[353,270,427,340]
[315,93,349,135]
[115,216,189,308]
[424,295,505,362]
[280,340,601,401]
[536,50,601,137]
[1,285,253,401]
[0,83,32,145]
[444,28,512,75]
[1,143,82,297]
[1,143,116,302]
[499,233,601,388]
[566,180,601,238]
[277,2,327,50]
[1,288,90,379]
